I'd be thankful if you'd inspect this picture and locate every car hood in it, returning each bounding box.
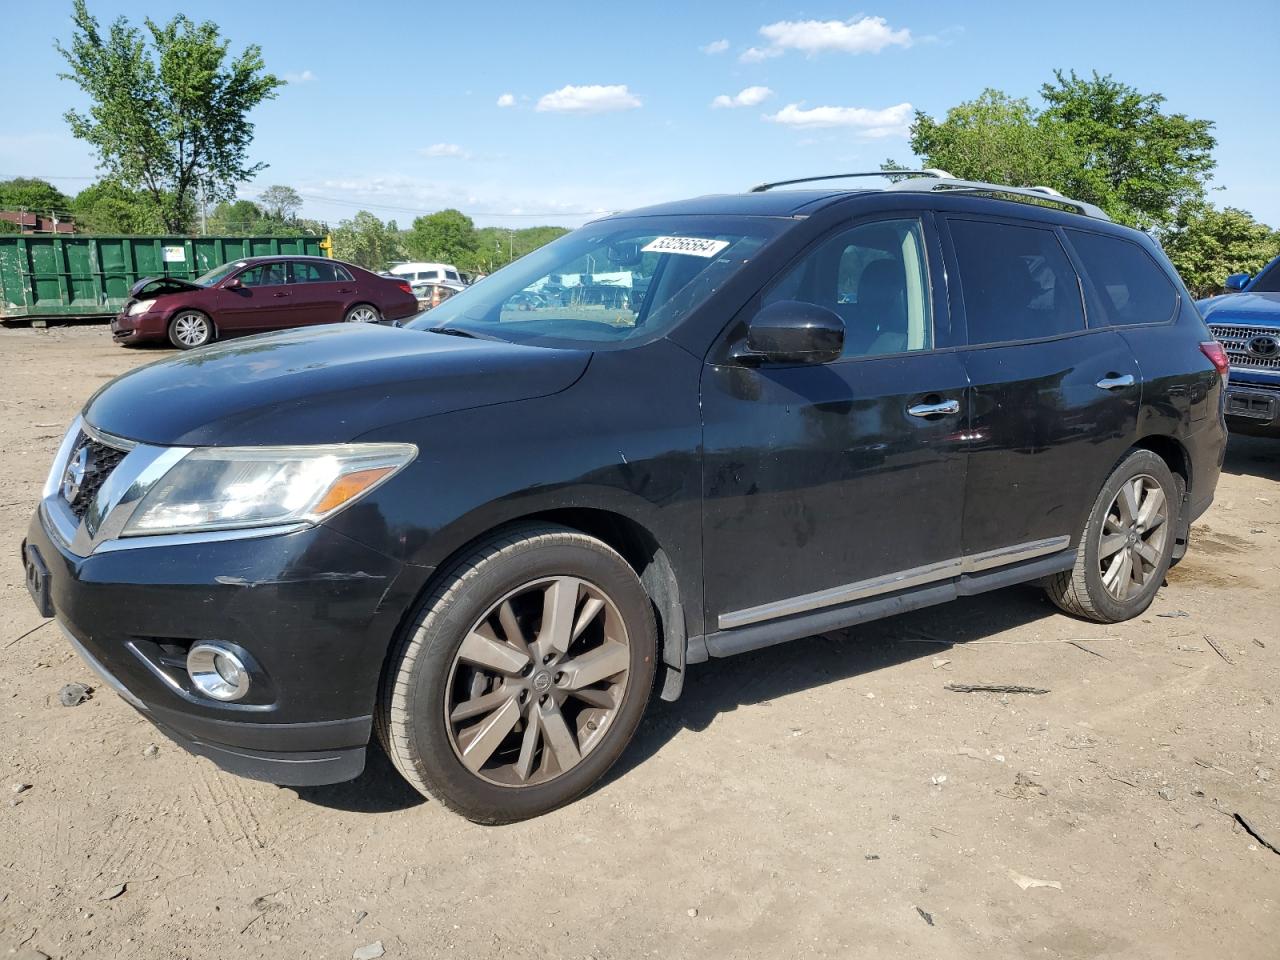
[83,324,591,446]
[128,276,205,299]
[1196,291,1280,326]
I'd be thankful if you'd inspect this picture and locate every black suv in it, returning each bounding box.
[23,173,1228,823]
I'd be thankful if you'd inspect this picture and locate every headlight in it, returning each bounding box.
[127,300,153,316]
[121,443,417,536]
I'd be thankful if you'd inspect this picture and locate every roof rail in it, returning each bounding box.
[748,169,954,193]
[884,176,1111,221]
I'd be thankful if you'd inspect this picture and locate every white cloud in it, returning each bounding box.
[419,143,471,159]
[701,38,730,54]
[765,102,914,138]
[283,69,316,83]
[496,92,516,108]
[535,84,641,114]
[741,16,912,61]
[711,86,774,109]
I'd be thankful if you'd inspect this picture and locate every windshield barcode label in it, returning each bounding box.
[641,236,731,258]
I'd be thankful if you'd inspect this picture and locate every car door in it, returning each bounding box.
[700,214,970,645]
[942,215,1141,561]
[217,262,292,332]
[288,260,346,324]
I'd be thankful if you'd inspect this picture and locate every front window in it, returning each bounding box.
[1252,258,1280,293]
[407,216,782,347]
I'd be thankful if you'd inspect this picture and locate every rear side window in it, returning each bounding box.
[333,264,354,282]
[1066,230,1177,325]
[291,261,338,283]
[950,219,1085,344]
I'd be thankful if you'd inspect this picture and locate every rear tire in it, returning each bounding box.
[1045,449,1177,623]
[378,523,657,824]
[344,304,381,323]
[167,311,213,349]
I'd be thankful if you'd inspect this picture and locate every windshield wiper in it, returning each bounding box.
[425,326,480,339]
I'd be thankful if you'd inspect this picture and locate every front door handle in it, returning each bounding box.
[273,291,291,298]
[907,399,960,418]
[1096,373,1135,390]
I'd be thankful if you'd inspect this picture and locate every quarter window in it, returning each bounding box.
[1066,230,1177,325]
[333,264,354,282]
[764,218,933,358]
[950,220,1085,344]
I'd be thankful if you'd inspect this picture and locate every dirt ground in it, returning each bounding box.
[0,325,1277,960]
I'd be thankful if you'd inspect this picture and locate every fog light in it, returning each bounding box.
[186,643,250,702]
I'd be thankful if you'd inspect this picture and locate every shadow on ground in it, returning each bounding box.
[1221,433,1280,483]
[296,584,1057,815]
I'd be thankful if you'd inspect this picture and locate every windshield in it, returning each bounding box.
[406,216,782,347]
[194,261,247,286]
[1251,258,1280,293]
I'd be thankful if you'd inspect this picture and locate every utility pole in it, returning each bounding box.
[199,177,207,236]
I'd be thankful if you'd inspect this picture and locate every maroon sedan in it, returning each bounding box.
[111,256,419,349]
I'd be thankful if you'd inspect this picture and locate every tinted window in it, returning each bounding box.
[764,218,933,358]
[1067,231,1177,325]
[1253,259,1280,293]
[238,263,287,287]
[950,220,1085,344]
[291,261,338,283]
[334,264,354,282]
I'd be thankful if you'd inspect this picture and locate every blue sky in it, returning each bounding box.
[2,1,1276,229]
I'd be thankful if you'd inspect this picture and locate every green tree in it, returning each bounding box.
[208,198,265,233]
[1160,202,1280,298]
[0,177,72,212]
[330,211,403,269]
[1040,71,1216,228]
[258,184,301,221]
[71,180,166,232]
[473,225,570,271]
[406,209,478,265]
[56,0,283,232]
[893,72,1217,230]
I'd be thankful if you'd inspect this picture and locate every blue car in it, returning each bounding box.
[1198,254,1280,436]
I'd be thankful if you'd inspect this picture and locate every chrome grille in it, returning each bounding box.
[1209,323,1280,371]
[62,433,128,519]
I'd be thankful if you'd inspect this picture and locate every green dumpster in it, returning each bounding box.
[0,234,324,320]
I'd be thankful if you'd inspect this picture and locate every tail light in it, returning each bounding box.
[396,281,413,295]
[1199,340,1230,382]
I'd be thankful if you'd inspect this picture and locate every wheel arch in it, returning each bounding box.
[381,507,690,706]
[167,307,216,343]
[1130,434,1192,560]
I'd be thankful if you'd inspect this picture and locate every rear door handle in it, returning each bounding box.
[1096,373,1135,390]
[337,287,354,294]
[907,399,960,418]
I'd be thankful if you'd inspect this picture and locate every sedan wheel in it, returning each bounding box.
[168,311,212,349]
[345,305,381,323]
[378,523,657,823]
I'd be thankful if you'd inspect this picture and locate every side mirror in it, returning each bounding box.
[224,277,243,290]
[1224,273,1251,293]
[743,299,844,364]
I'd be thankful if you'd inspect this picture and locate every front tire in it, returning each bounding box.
[168,311,213,349]
[1045,449,1177,623]
[344,304,381,323]
[378,524,657,823]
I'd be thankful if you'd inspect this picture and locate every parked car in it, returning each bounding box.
[415,282,460,311]
[111,256,419,349]
[25,172,1226,823]
[1197,254,1280,436]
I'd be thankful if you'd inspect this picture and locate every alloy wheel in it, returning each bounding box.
[443,575,631,787]
[173,313,210,346]
[347,306,379,323]
[1097,474,1168,601]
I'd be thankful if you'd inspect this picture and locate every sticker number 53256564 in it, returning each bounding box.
[641,236,731,258]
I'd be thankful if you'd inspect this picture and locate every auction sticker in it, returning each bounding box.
[641,236,731,258]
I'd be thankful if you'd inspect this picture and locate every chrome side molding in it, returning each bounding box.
[717,536,1070,630]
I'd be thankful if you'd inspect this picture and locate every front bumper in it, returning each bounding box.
[23,505,429,786]
[111,308,166,343]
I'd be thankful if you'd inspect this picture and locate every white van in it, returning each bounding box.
[389,262,465,286]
